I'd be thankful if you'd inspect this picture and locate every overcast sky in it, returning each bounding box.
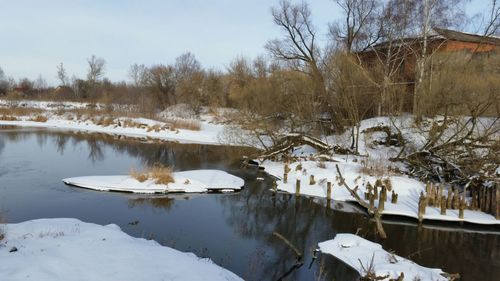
[0,0,489,85]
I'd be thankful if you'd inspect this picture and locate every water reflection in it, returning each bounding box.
[0,127,498,281]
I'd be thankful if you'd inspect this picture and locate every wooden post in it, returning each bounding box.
[447,188,453,209]
[327,182,332,200]
[453,188,459,209]
[425,182,431,194]
[435,186,441,209]
[428,184,435,206]
[440,196,447,215]
[495,185,499,220]
[391,191,398,204]
[374,185,379,200]
[295,179,301,197]
[378,195,385,212]
[418,192,426,222]
[369,193,375,212]
[273,181,277,193]
[283,173,288,184]
[459,196,465,219]
[381,186,387,202]
[309,175,316,185]
[486,187,491,214]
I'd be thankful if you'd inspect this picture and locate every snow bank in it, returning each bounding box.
[262,160,500,225]
[318,234,448,281]
[62,170,245,194]
[0,117,226,145]
[0,218,242,281]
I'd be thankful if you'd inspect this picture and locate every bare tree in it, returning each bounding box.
[329,0,382,53]
[482,0,500,36]
[128,63,147,87]
[411,0,467,116]
[86,55,106,85]
[56,62,69,86]
[266,0,325,99]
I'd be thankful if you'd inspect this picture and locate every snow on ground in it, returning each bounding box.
[0,218,242,281]
[0,99,135,111]
[318,234,448,281]
[62,170,245,194]
[0,115,227,146]
[261,159,500,225]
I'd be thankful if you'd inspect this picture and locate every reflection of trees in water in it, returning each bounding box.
[218,179,364,281]
[0,129,255,166]
[0,135,4,156]
[219,179,500,281]
[128,196,175,211]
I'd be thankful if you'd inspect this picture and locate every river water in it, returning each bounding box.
[0,127,498,281]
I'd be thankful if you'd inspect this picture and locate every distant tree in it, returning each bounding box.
[0,66,8,95]
[56,63,69,86]
[144,65,176,109]
[128,63,147,87]
[86,55,106,85]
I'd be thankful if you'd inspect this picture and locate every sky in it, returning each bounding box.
[0,0,490,85]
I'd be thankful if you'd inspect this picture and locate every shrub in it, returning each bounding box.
[129,164,175,185]
[29,115,48,122]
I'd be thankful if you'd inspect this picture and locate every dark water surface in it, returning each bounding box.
[0,127,498,281]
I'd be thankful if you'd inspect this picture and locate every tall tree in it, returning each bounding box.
[329,0,382,53]
[266,0,325,99]
[86,55,106,85]
[56,62,69,86]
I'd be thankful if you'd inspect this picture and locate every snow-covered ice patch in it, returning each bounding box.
[318,234,449,281]
[62,170,245,194]
[0,218,242,281]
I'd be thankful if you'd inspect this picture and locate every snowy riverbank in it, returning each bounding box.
[261,159,500,225]
[318,234,450,280]
[0,218,242,281]
[62,170,245,194]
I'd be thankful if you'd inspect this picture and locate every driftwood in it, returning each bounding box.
[260,134,352,160]
[335,164,387,239]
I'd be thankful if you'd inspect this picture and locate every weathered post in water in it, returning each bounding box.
[309,175,315,185]
[441,196,447,215]
[295,179,301,197]
[378,195,385,212]
[453,188,459,209]
[495,185,500,219]
[459,196,465,219]
[283,173,288,184]
[273,181,277,193]
[391,191,398,204]
[369,193,375,212]
[418,192,426,222]
[327,182,332,200]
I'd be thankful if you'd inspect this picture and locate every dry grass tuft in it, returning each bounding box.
[130,168,148,182]
[29,115,48,122]
[317,161,327,169]
[129,164,175,185]
[150,164,175,185]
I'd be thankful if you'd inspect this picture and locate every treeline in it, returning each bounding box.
[0,0,499,133]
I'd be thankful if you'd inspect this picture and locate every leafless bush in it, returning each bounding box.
[130,164,175,185]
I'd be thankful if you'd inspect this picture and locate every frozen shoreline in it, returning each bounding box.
[0,218,243,281]
[62,170,245,194]
[261,160,500,225]
[318,234,449,280]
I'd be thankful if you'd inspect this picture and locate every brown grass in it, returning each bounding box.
[164,118,201,131]
[150,165,175,185]
[129,164,175,185]
[130,168,148,182]
[29,115,48,122]
[0,115,19,121]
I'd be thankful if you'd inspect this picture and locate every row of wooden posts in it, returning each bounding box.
[417,182,500,221]
[279,164,400,210]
